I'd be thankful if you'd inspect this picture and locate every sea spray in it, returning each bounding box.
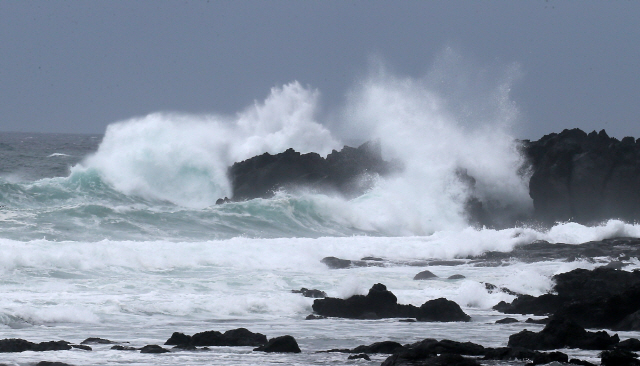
[75,82,340,208]
[66,58,532,233]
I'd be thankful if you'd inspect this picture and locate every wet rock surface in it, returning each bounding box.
[139,345,170,354]
[413,270,437,280]
[291,288,327,298]
[522,128,640,225]
[164,328,267,347]
[508,316,620,350]
[494,267,640,330]
[0,339,72,353]
[253,335,301,353]
[311,283,470,321]
[228,141,397,201]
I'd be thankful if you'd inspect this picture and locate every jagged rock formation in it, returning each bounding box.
[227,140,396,201]
[522,128,640,224]
[225,128,640,225]
[493,267,640,331]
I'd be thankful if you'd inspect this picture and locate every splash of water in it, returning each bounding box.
[74,52,532,234]
[75,82,340,207]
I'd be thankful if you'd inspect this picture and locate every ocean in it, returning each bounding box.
[1,82,640,365]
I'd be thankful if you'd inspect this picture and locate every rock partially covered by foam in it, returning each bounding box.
[311,283,470,321]
[228,140,398,201]
[494,267,640,330]
[523,128,640,224]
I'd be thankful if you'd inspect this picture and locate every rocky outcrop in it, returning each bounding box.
[311,283,470,321]
[522,128,640,224]
[493,267,640,330]
[227,140,397,201]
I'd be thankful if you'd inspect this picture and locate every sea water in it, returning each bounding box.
[1,72,639,365]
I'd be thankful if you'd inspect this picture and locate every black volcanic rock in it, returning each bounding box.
[413,270,438,280]
[417,298,471,322]
[496,317,519,324]
[600,349,640,366]
[483,347,570,365]
[351,341,405,354]
[140,345,170,353]
[522,128,640,224]
[380,339,484,366]
[311,283,469,321]
[253,335,301,353]
[80,337,115,345]
[228,140,397,201]
[348,353,371,360]
[508,316,619,350]
[494,267,640,330]
[164,328,267,347]
[292,288,327,298]
[0,339,72,353]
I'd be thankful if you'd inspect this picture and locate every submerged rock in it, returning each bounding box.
[413,270,438,280]
[448,274,466,280]
[321,256,352,269]
[80,338,116,345]
[111,345,137,351]
[292,288,327,298]
[348,353,371,360]
[140,345,170,354]
[496,317,519,324]
[71,344,91,351]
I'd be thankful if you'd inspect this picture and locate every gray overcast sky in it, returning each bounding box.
[1,1,639,139]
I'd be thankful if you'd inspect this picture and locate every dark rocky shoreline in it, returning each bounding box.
[7,264,640,365]
[219,128,640,228]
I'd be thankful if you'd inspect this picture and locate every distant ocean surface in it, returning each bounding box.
[1,82,640,365]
